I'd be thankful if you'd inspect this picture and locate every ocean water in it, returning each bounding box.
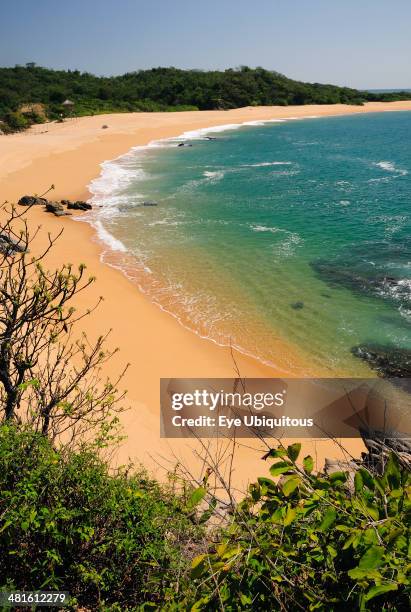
[87,111,411,376]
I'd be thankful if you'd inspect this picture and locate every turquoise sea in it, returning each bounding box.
[87,111,411,375]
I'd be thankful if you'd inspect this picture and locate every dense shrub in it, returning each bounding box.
[3,110,29,131]
[0,424,201,609]
[191,444,410,611]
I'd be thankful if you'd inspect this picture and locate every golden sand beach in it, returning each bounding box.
[2,102,411,487]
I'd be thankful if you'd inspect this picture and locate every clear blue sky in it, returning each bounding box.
[1,0,410,88]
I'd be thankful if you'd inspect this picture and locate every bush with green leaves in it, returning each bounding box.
[0,424,202,610]
[190,443,410,611]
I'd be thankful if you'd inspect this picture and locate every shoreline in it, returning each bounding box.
[84,114,328,377]
[2,102,411,485]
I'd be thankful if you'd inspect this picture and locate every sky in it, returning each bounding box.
[1,0,410,88]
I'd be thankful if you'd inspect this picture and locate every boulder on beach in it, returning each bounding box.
[65,200,92,211]
[0,232,27,255]
[18,195,48,207]
[45,201,70,216]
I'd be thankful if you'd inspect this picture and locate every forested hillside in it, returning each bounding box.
[1,64,410,132]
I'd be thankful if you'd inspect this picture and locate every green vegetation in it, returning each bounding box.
[1,428,409,610]
[1,63,411,133]
[0,423,202,609]
[191,443,411,611]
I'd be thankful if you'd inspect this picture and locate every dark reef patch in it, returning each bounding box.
[351,343,411,379]
[311,238,411,309]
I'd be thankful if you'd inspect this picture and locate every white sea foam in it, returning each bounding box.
[243,119,286,126]
[180,124,245,140]
[94,220,127,252]
[274,233,303,258]
[377,277,411,306]
[242,161,293,168]
[251,224,284,233]
[203,170,225,181]
[399,305,411,321]
[250,224,303,257]
[147,219,184,227]
[374,160,408,176]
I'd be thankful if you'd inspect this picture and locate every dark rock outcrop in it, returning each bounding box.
[17,196,88,216]
[290,301,304,310]
[65,200,92,211]
[45,201,71,217]
[142,201,158,207]
[18,195,48,206]
[0,233,27,255]
[351,343,411,378]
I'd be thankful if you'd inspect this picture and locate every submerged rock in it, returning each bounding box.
[311,239,411,308]
[351,343,411,378]
[311,261,411,306]
[18,195,48,206]
[142,201,158,207]
[177,142,192,147]
[290,301,304,310]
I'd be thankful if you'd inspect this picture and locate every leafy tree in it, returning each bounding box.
[0,203,127,442]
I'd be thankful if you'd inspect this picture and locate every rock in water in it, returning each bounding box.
[290,301,304,310]
[142,201,158,206]
[351,344,411,378]
[18,195,48,206]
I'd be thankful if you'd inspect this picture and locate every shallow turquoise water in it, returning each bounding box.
[89,112,411,375]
